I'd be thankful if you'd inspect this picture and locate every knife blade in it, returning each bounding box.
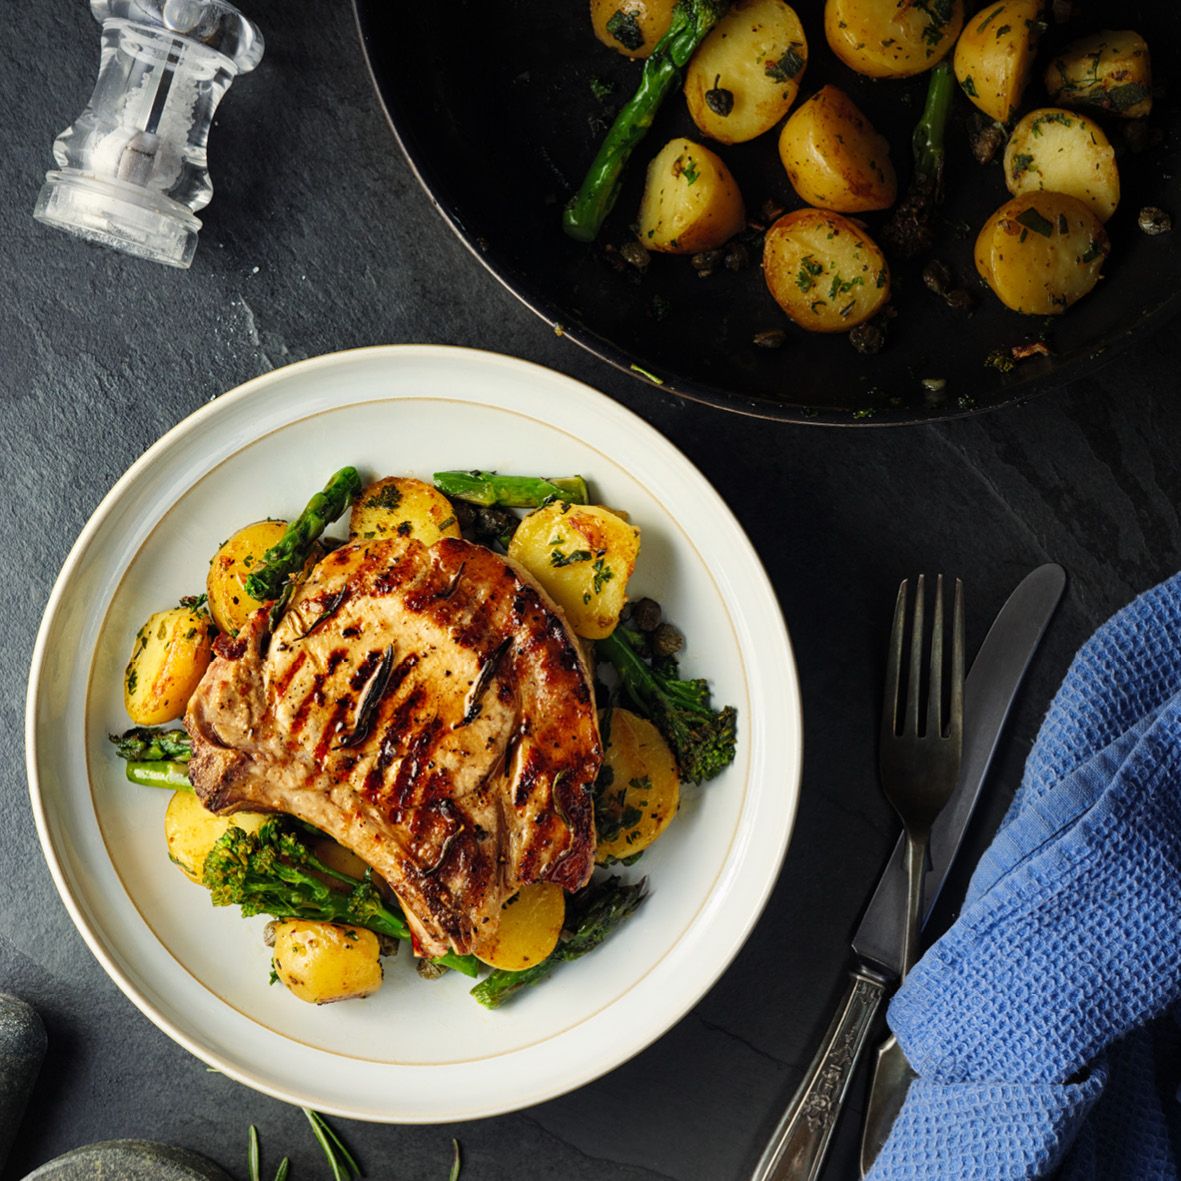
[749,564,1065,1181]
[852,562,1066,978]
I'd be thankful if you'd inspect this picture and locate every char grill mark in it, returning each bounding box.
[185,535,600,958]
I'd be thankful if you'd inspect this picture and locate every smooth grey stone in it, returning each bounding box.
[22,1140,231,1181]
[0,994,47,1170]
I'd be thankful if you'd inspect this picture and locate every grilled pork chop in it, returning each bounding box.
[185,536,600,958]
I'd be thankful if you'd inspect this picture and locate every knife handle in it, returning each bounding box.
[749,967,888,1181]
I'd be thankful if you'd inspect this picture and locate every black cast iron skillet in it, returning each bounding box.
[353,1,1180,424]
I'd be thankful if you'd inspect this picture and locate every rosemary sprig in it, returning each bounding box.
[304,1108,362,1180]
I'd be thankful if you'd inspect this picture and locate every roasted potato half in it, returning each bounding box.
[164,790,269,884]
[954,0,1044,124]
[975,192,1109,316]
[508,502,641,639]
[637,138,745,253]
[474,883,565,972]
[1045,30,1152,119]
[763,209,890,333]
[349,476,461,547]
[595,708,681,864]
[590,0,675,59]
[685,0,808,145]
[1004,109,1119,223]
[124,606,215,725]
[778,86,896,213]
[271,920,384,1005]
[206,518,288,636]
[825,0,964,78]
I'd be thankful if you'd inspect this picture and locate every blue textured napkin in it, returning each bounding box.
[868,574,1181,1181]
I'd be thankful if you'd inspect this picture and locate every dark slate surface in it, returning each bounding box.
[3,3,1180,1180]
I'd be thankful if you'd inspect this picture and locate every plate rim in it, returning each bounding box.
[350,0,1181,427]
[25,343,804,1121]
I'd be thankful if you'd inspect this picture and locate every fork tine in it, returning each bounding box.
[949,577,965,741]
[905,574,925,736]
[928,575,944,739]
[882,580,908,739]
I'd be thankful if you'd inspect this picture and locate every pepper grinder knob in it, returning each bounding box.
[34,0,263,268]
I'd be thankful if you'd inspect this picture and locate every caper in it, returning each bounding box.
[922,259,953,296]
[416,959,448,981]
[945,288,975,313]
[691,249,724,277]
[376,934,400,957]
[619,239,651,271]
[724,241,751,271]
[453,500,477,532]
[1139,207,1173,236]
[651,622,685,658]
[630,597,662,632]
[476,506,518,543]
[753,328,787,350]
[704,75,734,117]
[849,320,886,355]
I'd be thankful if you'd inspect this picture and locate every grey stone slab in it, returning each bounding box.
[2,1,1181,1180]
[22,1141,229,1181]
[0,996,46,1172]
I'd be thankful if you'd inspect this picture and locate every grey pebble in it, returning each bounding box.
[0,994,47,1171]
[22,1139,231,1180]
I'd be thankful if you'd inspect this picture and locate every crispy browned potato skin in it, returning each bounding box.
[762,208,890,333]
[975,192,1109,316]
[954,0,1044,124]
[1004,109,1119,223]
[590,0,676,60]
[685,0,808,145]
[636,137,746,256]
[124,606,215,724]
[1044,30,1152,119]
[778,85,897,213]
[825,0,964,78]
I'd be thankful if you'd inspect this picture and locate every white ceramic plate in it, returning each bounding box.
[26,346,802,1123]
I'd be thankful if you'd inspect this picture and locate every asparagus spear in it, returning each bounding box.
[433,471,589,508]
[244,467,362,604]
[470,876,648,1009]
[110,726,192,762]
[124,761,192,790]
[562,0,731,243]
[882,60,955,259]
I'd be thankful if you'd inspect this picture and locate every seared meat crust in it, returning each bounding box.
[185,537,600,957]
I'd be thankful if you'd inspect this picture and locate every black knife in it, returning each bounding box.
[749,563,1066,1181]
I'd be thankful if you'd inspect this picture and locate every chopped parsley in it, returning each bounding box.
[592,557,614,595]
[1016,207,1055,238]
[605,9,644,52]
[764,43,805,83]
[681,157,700,185]
[363,483,402,511]
[1031,112,1073,136]
[550,547,592,568]
[1080,239,1105,264]
[1011,152,1035,177]
[589,76,615,103]
[961,75,978,98]
[827,273,865,301]
[796,256,823,292]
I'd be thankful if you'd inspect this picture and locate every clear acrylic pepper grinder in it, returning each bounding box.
[34,0,263,269]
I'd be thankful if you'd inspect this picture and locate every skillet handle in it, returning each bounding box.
[749,967,888,1181]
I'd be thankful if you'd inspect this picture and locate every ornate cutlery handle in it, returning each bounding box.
[750,968,888,1181]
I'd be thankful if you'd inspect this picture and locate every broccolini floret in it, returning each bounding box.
[596,624,737,784]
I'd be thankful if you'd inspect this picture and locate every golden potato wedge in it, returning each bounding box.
[206,519,288,636]
[954,0,1044,124]
[474,883,565,972]
[685,0,808,144]
[595,708,681,864]
[825,0,964,78]
[637,138,745,253]
[590,0,675,59]
[762,209,890,333]
[778,86,896,213]
[975,192,1109,316]
[271,920,383,1005]
[1004,109,1119,223]
[348,476,461,547]
[124,606,215,725]
[507,501,640,639]
[1045,30,1152,119]
[164,790,269,884]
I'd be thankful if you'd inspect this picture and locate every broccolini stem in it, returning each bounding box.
[433,471,589,508]
[125,760,192,790]
[562,0,731,243]
[913,60,955,189]
[244,467,362,603]
[111,726,192,762]
[471,876,647,1008]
